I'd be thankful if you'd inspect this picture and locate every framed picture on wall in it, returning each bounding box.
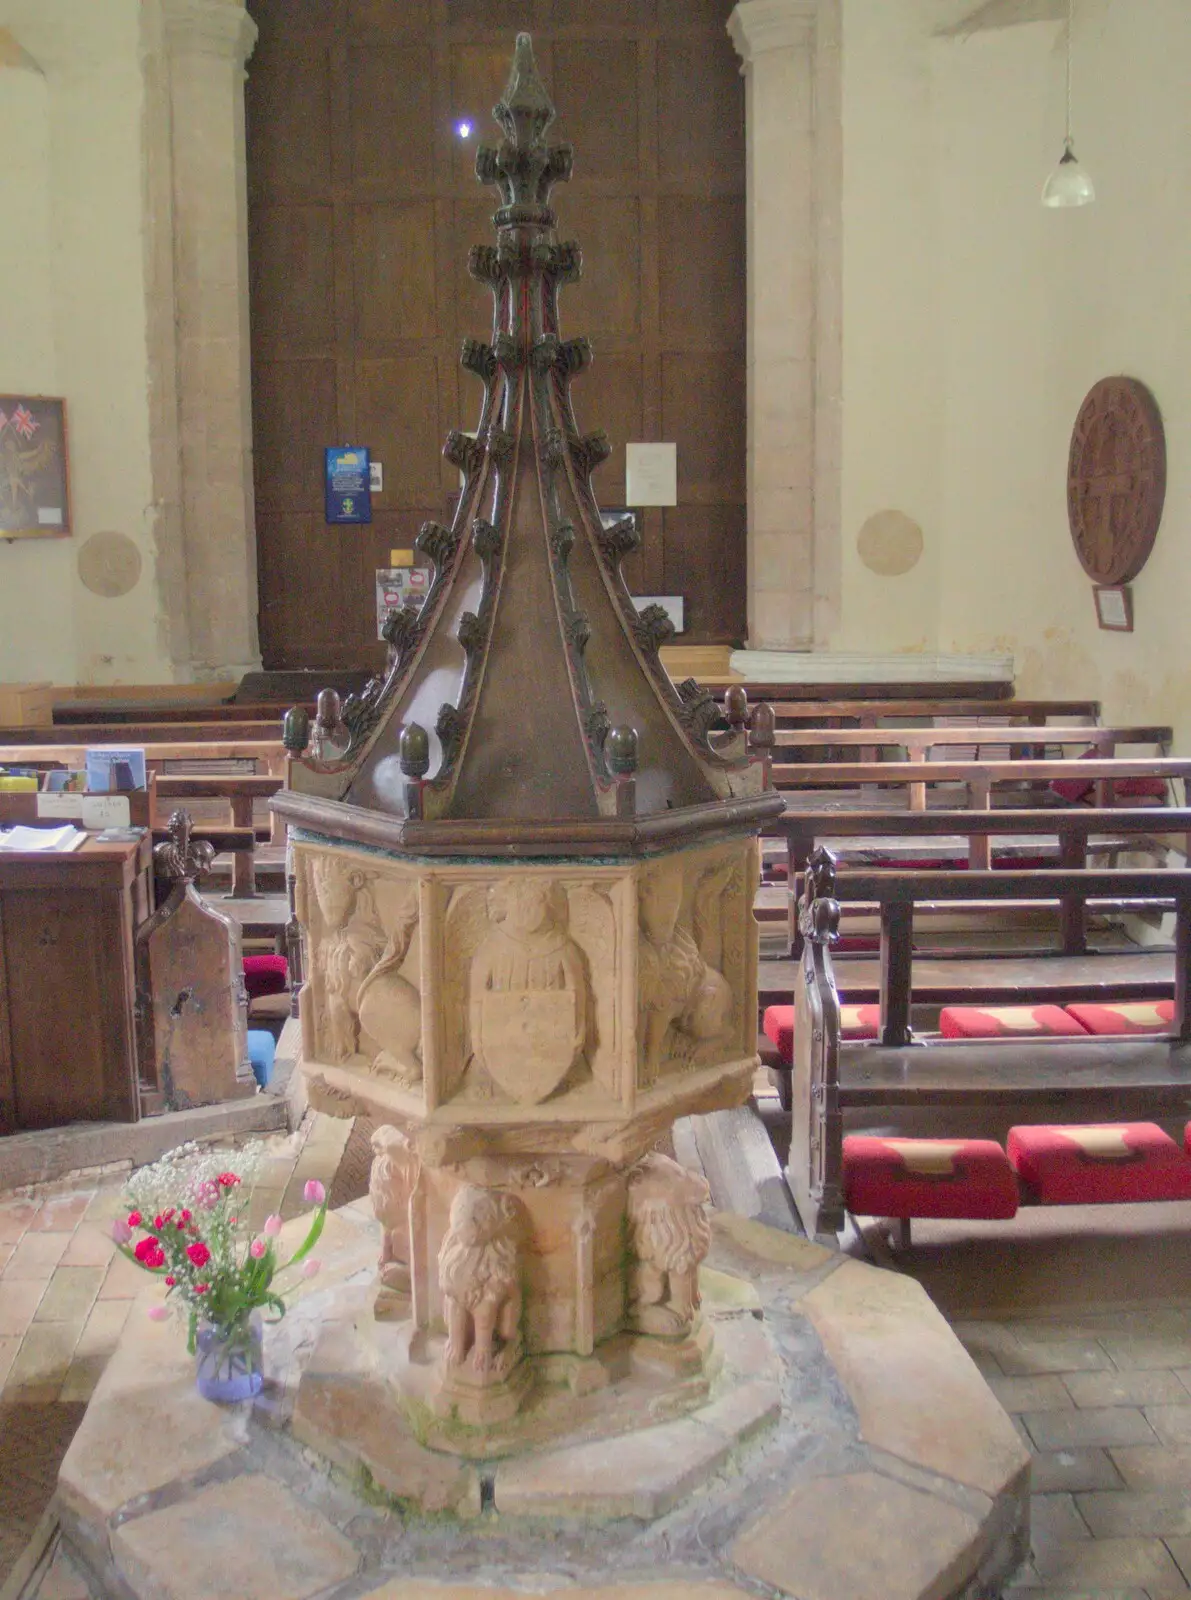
[0,396,70,539]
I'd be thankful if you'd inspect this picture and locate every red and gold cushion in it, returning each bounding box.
[842,1136,1019,1220]
[243,953,289,1000]
[1051,750,1169,805]
[938,1005,1088,1040]
[1064,1001,1175,1036]
[1007,1122,1191,1204]
[761,1003,881,1064]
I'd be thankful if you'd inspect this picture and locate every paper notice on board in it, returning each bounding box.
[37,793,85,819]
[81,795,131,829]
[625,443,677,507]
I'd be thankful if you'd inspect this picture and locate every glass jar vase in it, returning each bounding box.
[194,1310,263,1403]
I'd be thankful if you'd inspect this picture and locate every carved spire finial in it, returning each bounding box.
[494,32,555,150]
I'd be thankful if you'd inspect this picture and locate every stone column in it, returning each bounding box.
[728,0,842,651]
[160,0,260,680]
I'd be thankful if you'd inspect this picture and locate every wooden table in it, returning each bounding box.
[0,835,152,1133]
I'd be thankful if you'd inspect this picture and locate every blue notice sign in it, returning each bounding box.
[325,446,372,524]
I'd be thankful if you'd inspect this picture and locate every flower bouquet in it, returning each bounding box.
[114,1142,328,1402]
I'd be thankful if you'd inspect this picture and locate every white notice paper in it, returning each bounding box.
[0,824,83,853]
[625,443,677,507]
[81,795,131,829]
[37,792,85,820]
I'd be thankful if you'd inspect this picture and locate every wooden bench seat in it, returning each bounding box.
[782,849,1191,1239]
[769,724,1168,759]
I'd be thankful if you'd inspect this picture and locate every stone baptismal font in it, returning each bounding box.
[49,37,1032,1600]
[274,31,784,1455]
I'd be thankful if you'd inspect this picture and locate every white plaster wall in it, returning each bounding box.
[0,1,173,686]
[931,2,1191,743]
[831,0,942,654]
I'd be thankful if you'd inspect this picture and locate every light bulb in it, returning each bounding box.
[456,120,472,140]
[1042,139,1096,208]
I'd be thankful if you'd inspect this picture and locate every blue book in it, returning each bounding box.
[85,747,147,793]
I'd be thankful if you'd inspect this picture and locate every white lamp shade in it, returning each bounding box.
[1042,145,1096,207]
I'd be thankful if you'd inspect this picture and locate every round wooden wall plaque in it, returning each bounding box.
[1067,376,1166,585]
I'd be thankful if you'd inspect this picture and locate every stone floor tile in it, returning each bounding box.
[999,1339,1117,1377]
[1099,1338,1191,1372]
[1031,1493,1092,1544]
[81,1187,125,1226]
[1030,1449,1125,1494]
[112,1473,359,1600]
[0,1276,49,1336]
[732,1469,985,1600]
[710,1211,835,1272]
[1144,1407,1191,1446]
[992,1375,1076,1413]
[0,1332,19,1391]
[0,1243,12,1271]
[0,1200,40,1244]
[33,1266,105,1325]
[3,1321,81,1400]
[1065,1371,1191,1409]
[366,1587,754,1600]
[3,1231,69,1279]
[38,1553,91,1600]
[1032,1536,1189,1590]
[1075,1491,1191,1538]
[1109,1445,1191,1491]
[800,1260,1029,1498]
[59,1225,117,1269]
[1024,1409,1158,1452]
[1169,1537,1191,1587]
[26,1194,92,1233]
[96,1251,147,1300]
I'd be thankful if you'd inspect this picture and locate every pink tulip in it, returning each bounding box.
[147,1304,168,1322]
[263,1214,283,1237]
[250,1238,266,1259]
[301,1259,321,1279]
[111,1218,132,1246]
[303,1180,326,1205]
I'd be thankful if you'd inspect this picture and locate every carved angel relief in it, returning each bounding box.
[442,877,618,1107]
[637,857,736,1085]
[305,854,424,1087]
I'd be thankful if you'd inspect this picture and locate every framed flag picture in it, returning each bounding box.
[0,396,70,539]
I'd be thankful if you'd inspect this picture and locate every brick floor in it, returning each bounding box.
[0,1112,351,1583]
[965,1310,1191,1595]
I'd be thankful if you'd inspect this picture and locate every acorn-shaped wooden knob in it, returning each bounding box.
[605,724,639,776]
[282,705,310,753]
[399,722,431,780]
[315,688,341,729]
[749,701,776,750]
[724,685,749,730]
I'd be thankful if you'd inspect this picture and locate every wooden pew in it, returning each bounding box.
[773,755,1191,813]
[150,774,284,894]
[769,724,1169,759]
[767,698,1100,729]
[771,807,1191,957]
[785,851,1191,1239]
[1,719,284,745]
[0,739,286,779]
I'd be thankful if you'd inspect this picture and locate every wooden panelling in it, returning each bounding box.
[663,504,747,642]
[347,46,436,191]
[658,198,745,345]
[249,205,336,348]
[247,2,746,663]
[657,39,744,184]
[253,359,339,509]
[662,353,745,501]
[552,42,640,182]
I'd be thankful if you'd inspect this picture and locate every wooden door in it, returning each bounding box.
[246,0,746,670]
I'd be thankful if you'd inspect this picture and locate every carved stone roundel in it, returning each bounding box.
[1067,377,1166,585]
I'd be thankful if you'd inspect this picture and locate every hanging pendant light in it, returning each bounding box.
[1042,0,1095,207]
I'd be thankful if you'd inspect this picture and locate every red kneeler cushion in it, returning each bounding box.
[939,1004,1088,1039]
[843,1136,1019,1220]
[1065,1001,1174,1036]
[762,1003,881,1064]
[1008,1123,1191,1204]
[243,954,289,1000]
[1051,750,1168,805]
